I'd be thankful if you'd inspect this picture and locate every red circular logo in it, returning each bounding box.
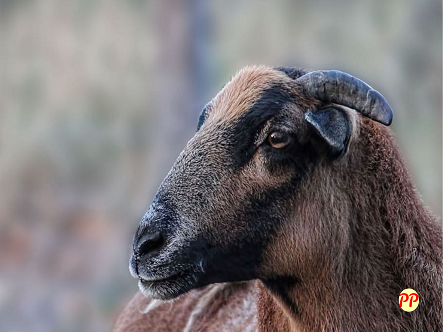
[399,289,419,312]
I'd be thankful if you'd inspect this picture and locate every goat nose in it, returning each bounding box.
[137,231,165,257]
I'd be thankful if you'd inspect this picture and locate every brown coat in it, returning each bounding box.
[114,282,257,332]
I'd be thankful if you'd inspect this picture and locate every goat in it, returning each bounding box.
[115,65,442,332]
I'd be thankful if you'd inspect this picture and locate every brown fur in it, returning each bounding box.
[208,65,291,124]
[113,282,257,332]
[258,117,442,331]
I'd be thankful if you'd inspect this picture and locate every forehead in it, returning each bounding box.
[206,65,294,125]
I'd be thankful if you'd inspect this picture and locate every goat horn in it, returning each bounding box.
[295,70,393,126]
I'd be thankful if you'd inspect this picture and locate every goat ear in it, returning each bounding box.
[305,107,350,160]
[197,103,210,131]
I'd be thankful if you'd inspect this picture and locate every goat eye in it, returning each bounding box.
[268,132,291,149]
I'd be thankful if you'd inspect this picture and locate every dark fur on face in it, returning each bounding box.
[129,65,442,331]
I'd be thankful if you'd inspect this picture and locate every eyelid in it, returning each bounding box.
[254,121,274,146]
[254,116,295,147]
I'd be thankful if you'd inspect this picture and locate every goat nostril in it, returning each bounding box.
[137,231,165,257]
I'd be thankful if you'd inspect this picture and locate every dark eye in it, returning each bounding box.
[267,132,292,149]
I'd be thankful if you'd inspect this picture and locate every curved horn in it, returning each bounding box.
[295,70,393,126]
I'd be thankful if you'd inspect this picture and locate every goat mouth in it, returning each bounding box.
[139,270,186,284]
[137,267,199,300]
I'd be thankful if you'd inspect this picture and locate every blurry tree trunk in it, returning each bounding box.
[152,0,212,177]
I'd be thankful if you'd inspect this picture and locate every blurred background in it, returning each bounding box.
[0,0,441,331]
